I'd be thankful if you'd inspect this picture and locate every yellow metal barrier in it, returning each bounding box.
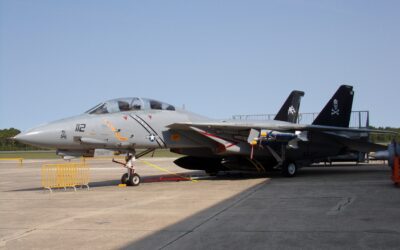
[41,163,90,192]
[0,158,23,167]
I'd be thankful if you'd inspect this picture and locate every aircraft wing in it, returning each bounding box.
[167,121,396,134]
[321,133,387,152]
[168,121,394,155]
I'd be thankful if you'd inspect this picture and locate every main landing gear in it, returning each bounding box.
[281,161,297,177]
[265,145,298,177]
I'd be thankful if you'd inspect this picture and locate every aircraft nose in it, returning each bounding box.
[13,126,57,147]
[14,130,43,145]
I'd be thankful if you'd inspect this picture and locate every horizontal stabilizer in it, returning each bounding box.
[325,133,387,152]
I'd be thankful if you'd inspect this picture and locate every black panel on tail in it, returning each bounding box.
[274,90,305,123]
[312,85,354,127]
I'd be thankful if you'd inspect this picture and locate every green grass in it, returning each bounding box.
[0,151,59,159]
[0,149,179,159]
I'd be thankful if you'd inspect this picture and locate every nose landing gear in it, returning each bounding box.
[113,149,155,186]
[121,172,141,186]
[113,153,141,186]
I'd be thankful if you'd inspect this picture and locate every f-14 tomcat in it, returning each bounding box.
[14,85,391,185]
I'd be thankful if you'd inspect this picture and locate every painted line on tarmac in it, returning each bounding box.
[140,160,198,183]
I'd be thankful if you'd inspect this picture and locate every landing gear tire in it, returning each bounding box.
[127,173,141,186]
[121,173,129,184]
[282,162,297,177]
[121,173,141,186]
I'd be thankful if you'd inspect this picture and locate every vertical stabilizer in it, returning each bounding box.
[274,90,305,123]
[312,85,354,127]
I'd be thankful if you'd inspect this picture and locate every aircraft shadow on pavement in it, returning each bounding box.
[6,165,389,192]
[4,175,259,194]
[88,172,269,187]
[5,172,264,192]
[120,165,396,249]
[6,187,46,192]
[121,178,269,249]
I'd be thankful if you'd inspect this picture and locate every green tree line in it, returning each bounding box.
[369,127,400,143]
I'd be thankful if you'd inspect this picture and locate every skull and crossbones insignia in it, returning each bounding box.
[331,99,340,116]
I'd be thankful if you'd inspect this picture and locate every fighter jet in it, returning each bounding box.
[14,85,390,185]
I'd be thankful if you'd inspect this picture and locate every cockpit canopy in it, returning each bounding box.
[85,98,175,114]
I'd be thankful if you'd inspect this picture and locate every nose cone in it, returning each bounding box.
[13,125,60,148]
[14,130,46,147]
[13,132,32,143]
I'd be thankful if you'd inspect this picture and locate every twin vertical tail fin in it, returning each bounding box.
[312,85,354,127]
[274,90,305,123]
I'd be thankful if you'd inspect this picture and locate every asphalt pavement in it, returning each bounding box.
[0,158,399,249]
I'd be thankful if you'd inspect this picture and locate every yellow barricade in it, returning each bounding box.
[41,163,90,192]
[0,158,23,167]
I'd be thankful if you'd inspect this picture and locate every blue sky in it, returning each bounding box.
[1,0,399,130]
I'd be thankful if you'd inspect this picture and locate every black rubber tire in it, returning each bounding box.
[128,173,141,186]
[121,173,129,184]
[282,162,297,177]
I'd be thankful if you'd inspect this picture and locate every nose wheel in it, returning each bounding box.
[121,172,141,186]
[114,150,156,187]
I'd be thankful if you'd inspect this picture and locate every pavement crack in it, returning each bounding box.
[0,228,37,247]
[327,196,355,215]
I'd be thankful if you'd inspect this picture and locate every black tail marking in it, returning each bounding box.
[312,85,354,127]
[274,90,305,123]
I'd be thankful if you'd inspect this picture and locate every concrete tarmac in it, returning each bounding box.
[0,158,399,249]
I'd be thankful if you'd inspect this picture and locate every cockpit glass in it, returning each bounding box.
[163,103,175,111]
[86,98,175,114]
[118,101,130,111]
[86,103,109,114]
[85,103,106,114]
[131,98,142,110]
[150,100,162,110]
[143,98,175,111]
